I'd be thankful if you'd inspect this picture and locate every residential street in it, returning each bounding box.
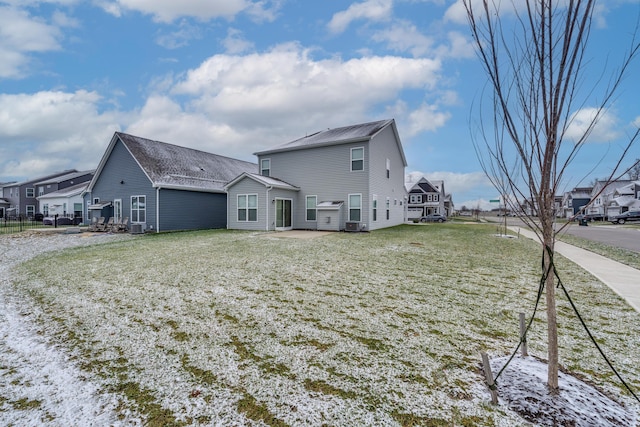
[494,216,640,253]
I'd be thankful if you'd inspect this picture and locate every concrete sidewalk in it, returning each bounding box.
[509,227,640,312]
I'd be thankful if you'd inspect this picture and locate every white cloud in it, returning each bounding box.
[122,44,444,160]
[565,108,621,143]
[327,0,392,34]
[155,20,202,49]
[221,28,254,54]
[385,100,450,136]
[99,0,251,23]
[371,20,434,57]
[0,6,63,78]
[0,90,122,179]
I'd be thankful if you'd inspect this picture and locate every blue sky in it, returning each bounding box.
[1,0,639,209]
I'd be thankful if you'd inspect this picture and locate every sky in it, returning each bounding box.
[0,0,639,210]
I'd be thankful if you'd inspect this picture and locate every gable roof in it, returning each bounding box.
[224,172,299,191]
[37,182,89,199]
[9,170,78,187]
[89,132,257,193]
[254,119,407,166]
[34,170,94,185]
[405,177,440,194]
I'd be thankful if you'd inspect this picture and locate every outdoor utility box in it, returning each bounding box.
[345,222,360,232]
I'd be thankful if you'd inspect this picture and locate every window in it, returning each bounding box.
[38,186,45,196]
[372,196,377,221]
[131,195,146,223]
[43,204,49,216]
[306,196,317,221]
[26,188,35,198]
[434,194,439,202]
[238,194,258,222]
[26,205,35,218]
[410,194,421,204]
[349,194,361,221]
[260,158,270,177]
[386,198,390,220]
[63,203,67,215]
[74,203,83,218]
[386,158,390,179]
[351,147,364,171]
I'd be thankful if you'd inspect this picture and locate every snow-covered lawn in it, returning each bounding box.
[2,225,639,426]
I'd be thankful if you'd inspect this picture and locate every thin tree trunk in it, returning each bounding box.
[542,225,559,391]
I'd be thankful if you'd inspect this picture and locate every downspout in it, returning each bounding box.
[266,186,272,231]
[156,187,160,233]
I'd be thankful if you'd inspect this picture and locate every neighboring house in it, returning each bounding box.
[586,180,633,220]
[443,193,455,217]
[405,177,449,219]
[1,170,78,219]
[84,132,257,232]
[225,119,408,232]
[0,182,16,219]
[606,180,640,217]
[37,181,89,219]
[560,187,592,218]
[34,170,94,199]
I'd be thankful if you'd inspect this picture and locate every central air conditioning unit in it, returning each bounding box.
[345,222,360,232]
[130,224,144,234]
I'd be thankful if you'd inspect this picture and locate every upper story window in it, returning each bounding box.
[26,188,35,198]
[386,158,390,178]
[410,194,422,204]
[351,147,364,171]
[260,159,270,177]
[38,186,45,196]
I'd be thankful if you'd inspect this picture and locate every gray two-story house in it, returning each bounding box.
[85,132,257,232]
[225,119,408,232]
[1,170,80,219]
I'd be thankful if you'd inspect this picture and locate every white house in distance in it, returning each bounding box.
[225,119,408,232]
[37,181,88,219]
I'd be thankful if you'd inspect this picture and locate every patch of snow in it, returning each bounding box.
[491,355,636,427]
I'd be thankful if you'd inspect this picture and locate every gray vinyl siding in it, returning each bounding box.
[158,189,227,231]
[368,125,407,230]
[258,142,370,230]
[227,178,269,231]
[90,139,157,230]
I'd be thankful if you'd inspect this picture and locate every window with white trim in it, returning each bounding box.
[38,186,45,196]
[238,194,258,222]
[260,159,270,177]
[26,205,35,218]
[386,197,390,220]
[131,195,146,223]
[43,204,49,216]
[349,194,361,221]
[410,194,421,204]
[26,188,35,198]
[372,195,377,221]
[386,158,390,178]
[306,195,317,221]
[351,147,364,171]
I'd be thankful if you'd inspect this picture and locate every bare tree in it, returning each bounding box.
[463,0,639,391]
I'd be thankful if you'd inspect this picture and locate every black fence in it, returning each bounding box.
[0,215,82,235]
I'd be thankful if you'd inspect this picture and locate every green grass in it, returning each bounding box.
[557,230,640,270]
[11,224,640,425]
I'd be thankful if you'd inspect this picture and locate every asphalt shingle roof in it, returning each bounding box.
[254,119,394,155]
[117,133,257,192]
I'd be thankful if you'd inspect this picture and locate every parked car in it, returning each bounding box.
[609,211,640,224]
[420,214,447,223]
